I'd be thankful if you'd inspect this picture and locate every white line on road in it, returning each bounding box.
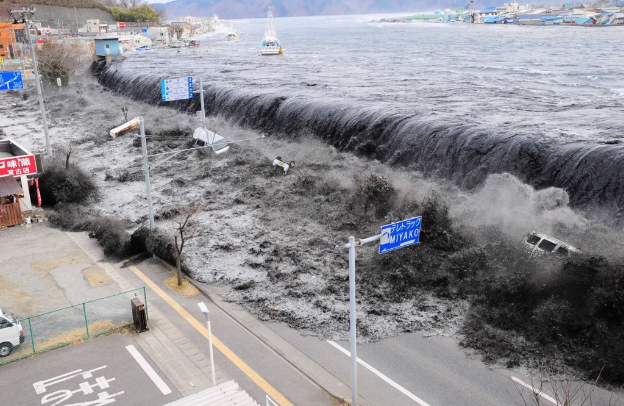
[327,340,432,406]
[511,376,558,405]
[126,344,172,395]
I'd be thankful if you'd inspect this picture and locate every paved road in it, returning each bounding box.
[263,320,624,406]
[0,334,182,406]
[125,259,336,406]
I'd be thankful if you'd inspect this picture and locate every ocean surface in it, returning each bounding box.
[99,15,624,215]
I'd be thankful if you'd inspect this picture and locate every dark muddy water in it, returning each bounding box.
[98,15,624,216]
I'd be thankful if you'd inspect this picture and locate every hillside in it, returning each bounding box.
[158,0,449,19]
[1,1,115,26]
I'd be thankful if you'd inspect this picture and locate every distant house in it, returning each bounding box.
[94,37,122,64]
[146,27,170,45]
[478,6,498,22]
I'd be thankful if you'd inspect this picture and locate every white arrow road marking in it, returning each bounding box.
[327,340,432,406]
[511,376,559,405]
[126,345,172,395]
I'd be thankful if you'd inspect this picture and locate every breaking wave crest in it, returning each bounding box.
[97,67,624,219]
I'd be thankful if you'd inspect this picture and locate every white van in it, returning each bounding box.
[523,231,580,257]
[0,308,25,357]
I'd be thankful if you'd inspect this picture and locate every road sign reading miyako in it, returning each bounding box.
[160,77,193,102]
[379,216,422,254]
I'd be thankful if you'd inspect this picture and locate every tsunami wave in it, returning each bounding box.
[97,66,624,219]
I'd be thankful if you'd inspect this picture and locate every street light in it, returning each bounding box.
[197,301,216,385]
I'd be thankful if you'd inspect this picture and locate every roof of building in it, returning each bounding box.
[484,16,507,22]
[516,14,543,19]
[0,176,23,197]
[480,6,498,12]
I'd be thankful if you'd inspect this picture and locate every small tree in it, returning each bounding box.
[168,204,201,286]
[36,42,85,86]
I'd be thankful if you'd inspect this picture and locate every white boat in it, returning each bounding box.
[169,40,183,48]
[261,9,282,55]
[226,24,240,41]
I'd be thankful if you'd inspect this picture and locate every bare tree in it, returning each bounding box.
[168,204,201,286]
[153,6,167,23]
[53,140,73,169]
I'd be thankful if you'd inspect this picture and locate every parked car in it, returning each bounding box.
[0,307,25,357]
[523,231,580,257]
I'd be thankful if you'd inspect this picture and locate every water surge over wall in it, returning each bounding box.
[97,68,624,219]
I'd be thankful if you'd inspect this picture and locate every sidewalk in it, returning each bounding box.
[65,232,226,397]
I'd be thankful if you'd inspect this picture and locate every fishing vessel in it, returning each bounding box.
[226,24,240,41]
[261,9,283,55]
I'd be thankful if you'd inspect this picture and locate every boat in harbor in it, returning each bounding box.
[226,24,240,41]
[261,9,283,55]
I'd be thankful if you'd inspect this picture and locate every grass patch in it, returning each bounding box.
[164,275,200,297]
[83,267,112,287]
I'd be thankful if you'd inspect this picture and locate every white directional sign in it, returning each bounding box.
[160,76,193,102]
[379,216,422,254]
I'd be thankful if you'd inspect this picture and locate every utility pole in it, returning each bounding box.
[11,8,52,155]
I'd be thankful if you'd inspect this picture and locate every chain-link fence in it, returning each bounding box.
[0,287,147,365]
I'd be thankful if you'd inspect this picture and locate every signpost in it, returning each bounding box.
[160,76,193,102]
[344,216,422,406]
[0,71,24,91]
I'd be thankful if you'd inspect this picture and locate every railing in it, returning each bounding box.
[0,202,22,227]
[0,287,147,365]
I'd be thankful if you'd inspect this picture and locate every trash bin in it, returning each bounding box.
[131,298,149,333]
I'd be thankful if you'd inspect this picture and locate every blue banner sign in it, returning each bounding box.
[161,76,193,102]
[379,216,422,254]
[0,71,24,91]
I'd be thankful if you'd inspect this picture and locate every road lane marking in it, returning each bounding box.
[511,376,558,405]
[126,344,172,395]
[128,265,294,406]
[327,340,432,406]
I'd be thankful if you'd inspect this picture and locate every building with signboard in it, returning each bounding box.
[0,22,25,60]
[0,140,41,221]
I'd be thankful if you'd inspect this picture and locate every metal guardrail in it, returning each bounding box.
[0,287,147,365]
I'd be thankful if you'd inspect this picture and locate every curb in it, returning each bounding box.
[151,256,355,405]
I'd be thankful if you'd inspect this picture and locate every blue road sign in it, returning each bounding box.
[0,71,24,91]
[160,76,193,102]
[379,216,422,254]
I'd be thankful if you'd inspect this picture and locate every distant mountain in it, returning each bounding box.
[158,0,449,19]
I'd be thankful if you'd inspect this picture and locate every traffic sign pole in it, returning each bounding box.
[12,8,52,155]
[139,116,155,231]
[199,77,206,129]
[344,233,381,406]
[343,217,420,406]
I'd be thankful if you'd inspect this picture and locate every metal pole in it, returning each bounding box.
[348,235,357,406]
[199,77,206,129]
[22,11,52,155]
[139,117,155,230]
[206,312,216,385]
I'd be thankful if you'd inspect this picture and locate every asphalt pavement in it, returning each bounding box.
[1,333,182,406]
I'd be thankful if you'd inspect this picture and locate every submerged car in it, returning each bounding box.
[523,231,580,257]
[0,307,25,357]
